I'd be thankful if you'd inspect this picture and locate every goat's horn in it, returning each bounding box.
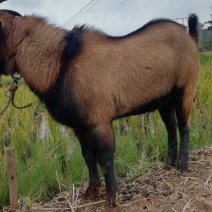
[0,0,7,4]
[0,9,22,16]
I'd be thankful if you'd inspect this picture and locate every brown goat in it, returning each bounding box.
[0,12,199,207]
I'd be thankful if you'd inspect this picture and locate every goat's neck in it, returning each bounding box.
[14,17,67,94]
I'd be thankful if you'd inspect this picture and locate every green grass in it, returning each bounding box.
[0,81,85,207]
[0,52,212,208]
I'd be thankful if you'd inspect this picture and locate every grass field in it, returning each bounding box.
[0,53,212,208]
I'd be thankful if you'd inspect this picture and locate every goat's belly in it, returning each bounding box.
[115,88,176,119]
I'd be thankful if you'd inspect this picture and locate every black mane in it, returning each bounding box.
[107,18,183,40]
[61,18,183,64]
[63,26,84,59]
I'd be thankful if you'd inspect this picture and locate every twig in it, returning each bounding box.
[204,174,211,185]
[182,199,192,212]
[118,198,143,207]
[73,200,105,209]
[189,160,208,164]
[65,196,74,212]
[176,190,190,201]
[56,171,62,193]
[75,188,80,207]
[31,200,105,211]
[199,197,212,207]
[184,177,196,185]
[31,207,70,211]
[72,184,75,206]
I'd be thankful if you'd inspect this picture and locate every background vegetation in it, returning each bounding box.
[0,53,212,209]
[199,8,212,51]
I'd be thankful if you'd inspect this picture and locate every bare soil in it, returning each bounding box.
[3,146,212,212]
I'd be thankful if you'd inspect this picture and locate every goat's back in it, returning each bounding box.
[68,21,199,120]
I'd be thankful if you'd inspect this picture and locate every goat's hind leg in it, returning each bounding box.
[175,88,194,173]
[159,106,178,167]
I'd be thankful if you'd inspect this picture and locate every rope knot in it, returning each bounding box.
[5,81,18,97]
[0,76,32,115]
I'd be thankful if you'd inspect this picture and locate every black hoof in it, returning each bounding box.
[84,183,101,200]
[166,157,176,167]
[106,193,117,208]
[177,160,188,173]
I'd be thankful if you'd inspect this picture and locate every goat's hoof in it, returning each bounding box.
[106,194,117,208]
[83,184,101,200]
[83,192,97,200]
[177,152,188,173]
[177,160,188,173]
[165,157,176,167]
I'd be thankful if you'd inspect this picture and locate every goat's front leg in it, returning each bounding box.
[159,106,178,166]
[77,124,117,207]
[76,130,101,200]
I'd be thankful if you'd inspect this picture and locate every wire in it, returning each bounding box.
[48,0,100,40]
[62,0,99,28]
[65,0,100,27]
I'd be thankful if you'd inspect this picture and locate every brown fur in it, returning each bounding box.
[0,12,200,207]
[0,14,67,92]
[75,25,199,120]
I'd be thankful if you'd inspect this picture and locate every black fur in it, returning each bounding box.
[40,73,85,128]
[188,14,198,35]
[0,59,5,74]
[73,19,183,41]
[58,26,83,82]
[107,19,183,40]
[0,9,22,17]
[39,26,84,128]
[63,26,83,59]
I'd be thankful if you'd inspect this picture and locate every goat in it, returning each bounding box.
[0,11,199,207]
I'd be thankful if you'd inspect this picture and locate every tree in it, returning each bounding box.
[199,8,212,51]
[204,8,212,31]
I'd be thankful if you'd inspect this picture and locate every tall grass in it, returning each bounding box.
[0,53,212,208]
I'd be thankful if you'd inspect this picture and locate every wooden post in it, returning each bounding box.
[7,147,19,211]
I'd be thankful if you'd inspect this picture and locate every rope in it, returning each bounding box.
[0,78,32,115]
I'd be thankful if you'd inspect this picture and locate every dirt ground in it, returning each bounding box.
[3,146,212,212]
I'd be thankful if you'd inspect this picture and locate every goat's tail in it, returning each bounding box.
[188,14,198,44]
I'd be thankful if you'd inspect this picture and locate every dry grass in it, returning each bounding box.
[3,146,211,212]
